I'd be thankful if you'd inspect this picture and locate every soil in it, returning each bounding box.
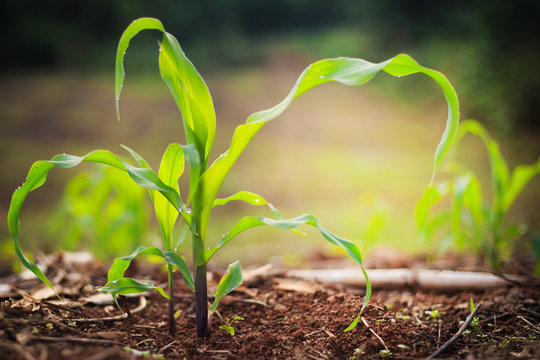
[1,254,539,360]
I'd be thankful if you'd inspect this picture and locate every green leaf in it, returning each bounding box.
[116,17,215,165]
[115,18,166,121]
[195,54,459,241]
[213,191,282,219]
[107,246,194,291]
[122,144,193,228]
[100,277,169,299]
[457,120,509,220]
[163,251,194,291]
[155,143,184,250]
[7,150,188,292]
[121,144,156,203]
[181,143,201,204]
[203,213,371,329]
[159,32,216,167]
[175,225,189,252]
[108,246,164,282]
[415,182,449,231]
[210,261,242,313]
[504,157,540,212]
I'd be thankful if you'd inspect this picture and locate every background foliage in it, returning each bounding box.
[1,1,538,268]
[2,0,539,133]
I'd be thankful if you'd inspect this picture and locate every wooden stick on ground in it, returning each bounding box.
[426,303,482,360]
[288,268,525,290]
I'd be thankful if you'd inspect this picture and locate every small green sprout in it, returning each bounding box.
[350,347,364,359]
[425,309,441,320]
[396,309,410,320]
[397,344,410,355]
[8,18,459,339]
[469,299,486,338]
[379,349,392,358]
[219,315,244,337]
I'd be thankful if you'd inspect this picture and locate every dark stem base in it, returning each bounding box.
[194,264,210,338]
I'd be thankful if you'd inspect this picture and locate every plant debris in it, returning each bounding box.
[1,256,539,359]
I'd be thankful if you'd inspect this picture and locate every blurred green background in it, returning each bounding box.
[1,0,539,269]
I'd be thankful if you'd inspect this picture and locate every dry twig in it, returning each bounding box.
[362,317,388,351]
[426,303,482,360]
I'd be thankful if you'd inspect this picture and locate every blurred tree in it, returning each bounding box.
[1,0,538,132]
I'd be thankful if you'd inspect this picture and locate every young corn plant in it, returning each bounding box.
[416,119,540,269]
[8,18,459,338]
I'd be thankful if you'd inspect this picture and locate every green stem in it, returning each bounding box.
[167,263,175,335]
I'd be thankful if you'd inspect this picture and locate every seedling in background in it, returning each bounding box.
[8,18,459,337]
[416,119,540,269]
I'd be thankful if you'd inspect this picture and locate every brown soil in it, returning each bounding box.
[1,255,539,360]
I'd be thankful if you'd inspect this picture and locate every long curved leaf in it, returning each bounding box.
[7,150,187,291]
[195,54,459,240]
[202,213,372,328]
[116,17,215,166]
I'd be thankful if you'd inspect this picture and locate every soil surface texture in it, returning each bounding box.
[1,254,539,359]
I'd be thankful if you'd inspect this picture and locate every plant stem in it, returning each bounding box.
[194,263,210,338]
[167,264,175,335]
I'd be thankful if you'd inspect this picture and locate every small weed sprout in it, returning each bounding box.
[219,315,244,337]
[469,299,485,338]
[8,18,459,338]
[350,347,364,360]
[425,309,441,321]
[379,349,392,358]
[396,309,410,320]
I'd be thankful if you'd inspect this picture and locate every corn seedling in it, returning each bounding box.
[416,119,540,269]
[8,18,458,337]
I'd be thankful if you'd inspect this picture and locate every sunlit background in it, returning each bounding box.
[1,1,539,271]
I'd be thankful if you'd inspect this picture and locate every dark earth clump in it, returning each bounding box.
[1,255,539,359]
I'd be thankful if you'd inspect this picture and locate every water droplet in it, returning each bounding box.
[123,51,126,55]
[254,198,260,203]
[319,75,325,79]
